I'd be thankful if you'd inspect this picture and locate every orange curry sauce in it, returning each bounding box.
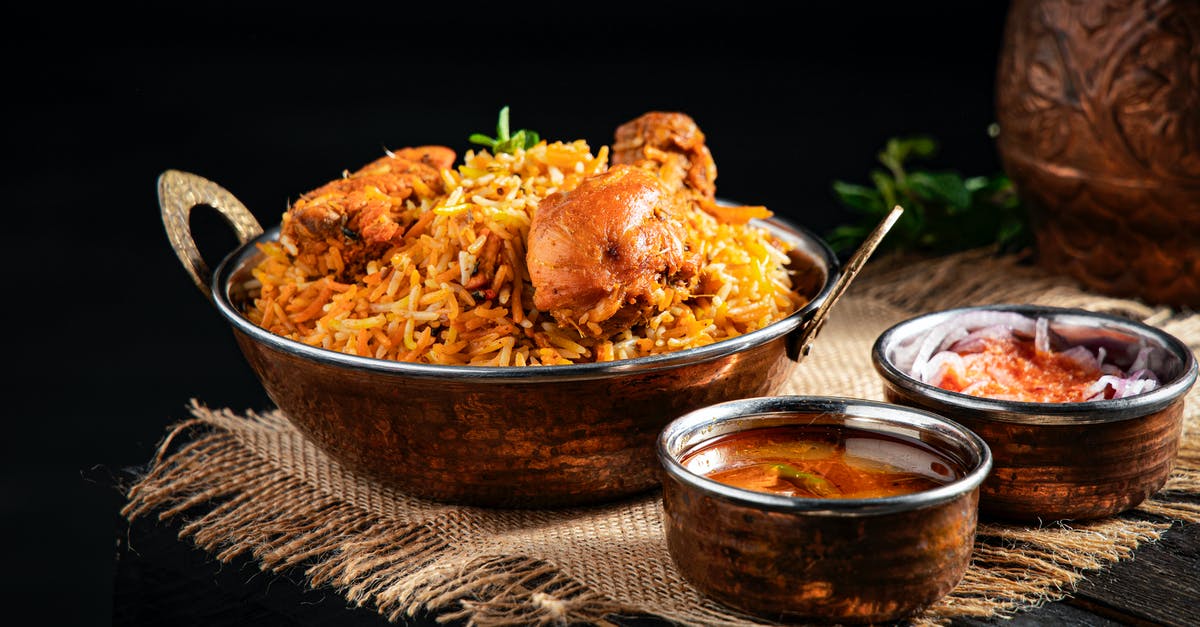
[681,425,962,499]
[935,336,1100,402]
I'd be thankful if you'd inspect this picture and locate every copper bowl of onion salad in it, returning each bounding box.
[159,111,840,508]
[872,304,1198,522]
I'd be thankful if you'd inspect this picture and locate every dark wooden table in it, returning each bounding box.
[109,472,1198,627]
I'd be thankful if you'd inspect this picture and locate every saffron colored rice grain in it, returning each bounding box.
[243,140,807,366]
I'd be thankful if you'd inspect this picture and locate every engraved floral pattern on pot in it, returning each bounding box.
[995,0,1200,308]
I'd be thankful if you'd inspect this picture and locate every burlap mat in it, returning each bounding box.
[123,248,1200,626]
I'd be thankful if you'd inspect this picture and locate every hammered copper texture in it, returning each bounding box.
[882,387,1185,522]
[160,164,836,508]
[661,479,979,624]
[995,0,1200,307]
[233,328,800,508]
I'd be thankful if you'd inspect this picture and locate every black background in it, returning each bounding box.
[7,2,1015,624]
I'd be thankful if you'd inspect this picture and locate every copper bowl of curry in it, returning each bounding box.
[872,304,1198,522]
[159,111,840,508]
[657,395,992,624]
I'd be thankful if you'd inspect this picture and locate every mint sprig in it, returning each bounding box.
[469,106,540,154]
[826,135,1031,257]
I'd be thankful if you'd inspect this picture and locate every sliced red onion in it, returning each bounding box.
[905,311,1038,376]
[1127,378,1160,396]
[920,350,966,386]
[888,336,924,373]
[899,309,1172,403]
[1085,371,1159,401]
[907,325,966,377]
[1034,317,1050,355]
[1057,345,1101,372]
[1126,368,1159,383]
[945,324,1014,354]
[1130,345,1153,373]
[1085,375,1124,401]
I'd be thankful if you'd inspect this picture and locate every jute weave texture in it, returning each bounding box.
[124,249,1200,626]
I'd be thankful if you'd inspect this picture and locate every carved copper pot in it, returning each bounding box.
[159,170,839,508]
[995,0,1200,307]
[657,396,992,624]
[872,304,1198,522]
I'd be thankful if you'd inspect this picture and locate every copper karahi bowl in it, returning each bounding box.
[872,304,1198,522]
[657,395,992,624]
[160,170,839,508]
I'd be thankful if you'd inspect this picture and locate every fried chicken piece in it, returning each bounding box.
[527,164,698,337]
[613,111,717,202]
[613,111,770,224]
[280,146,456,279]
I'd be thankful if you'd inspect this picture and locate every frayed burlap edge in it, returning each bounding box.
[121,402,1200,627]
[123,247,1200,626]
[121,404,636,626]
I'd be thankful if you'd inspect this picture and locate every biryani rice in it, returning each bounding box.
[242,139,806,366]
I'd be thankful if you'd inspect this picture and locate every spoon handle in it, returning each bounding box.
[794,205,904,358]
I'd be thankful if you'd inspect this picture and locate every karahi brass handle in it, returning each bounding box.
[789,205,904,361]
[159,169,264,303]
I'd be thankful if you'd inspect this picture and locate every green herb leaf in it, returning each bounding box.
[496,106,511,141]
[832,181,885,214]
[879,135,937,179]
[870,169,898,209]
[770,463,840,497]
[826,134,1032,257]
[470,106,541,155]
[468,133,496,147]
[907,171,971,212]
